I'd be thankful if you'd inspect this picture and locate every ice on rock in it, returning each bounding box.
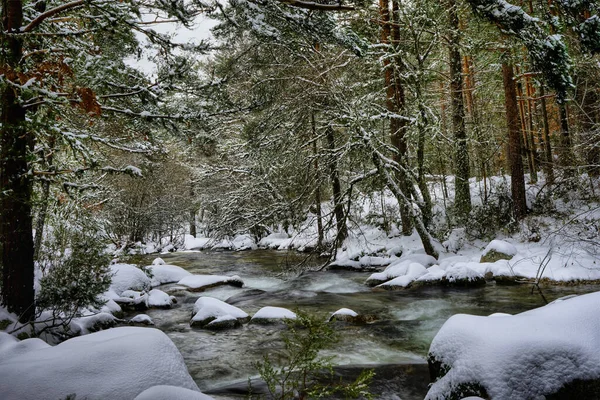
[0,327,199,400]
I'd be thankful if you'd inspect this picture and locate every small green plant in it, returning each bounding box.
[252,312,374,399]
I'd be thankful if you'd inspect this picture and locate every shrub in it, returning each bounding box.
[252,312,374,399]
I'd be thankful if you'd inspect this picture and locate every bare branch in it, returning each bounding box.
[277,0,355,11]
[22,0,86,33]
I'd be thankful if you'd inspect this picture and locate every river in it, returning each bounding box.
[131,250,600,399]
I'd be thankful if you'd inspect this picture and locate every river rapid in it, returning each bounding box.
[131,250,600,399]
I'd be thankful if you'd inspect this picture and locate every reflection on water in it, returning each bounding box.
[129,250,600,399]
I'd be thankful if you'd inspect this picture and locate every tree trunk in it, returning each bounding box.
[539,86,555,184]
[381,0,412,235]
[502,61,527,220]
[1,0,36,322]
[558,102,574,174]
[326,126,347,245]
[312,113,324,249]
[581,84,599,177]
[360,130,438,259]
[189,183,197,237]
[447,0,471,222]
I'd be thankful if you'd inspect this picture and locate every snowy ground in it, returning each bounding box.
[179,174,600,285]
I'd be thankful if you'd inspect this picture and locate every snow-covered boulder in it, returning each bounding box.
[409,266,446,288]
[148,264,193,286]
[152,257,166,265]
[184,234,212,250]
[366,255,437,286]
[257,233,289,249]
[376,263,428,290]
[134,385,214,400]
[441,264,486,287]
[130,314,154,325]
[250,306,296,324]
[148,289,175,308]
[72,312,118,334]
[328,308,376,324]
[110,263,152,295]
[231,234,258,251]
[178,275,243,292]
[190,297,249,329]
[426,292,600,400]
[0,327,199,400]
[480,239,517,263]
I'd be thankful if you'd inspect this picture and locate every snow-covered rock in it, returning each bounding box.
[178,275,243,291]
[110,263,152,295]
[377,263,428,289]
[250,306,296,324]
[366,255,437,286]
[184,234,212,250]
[231,234,258,251]
[328,308,376,324]
[130,314,154,325]
[148,264,193,286]
[191,297,249,329]
[480,239,518,263]
[152,257,166,265]
[148,289,175,308]
[72,312,118,334]
[426,291,600,400]
[134,385,214,400]
[257,232,289,249]
[0,327,199,400]
[441,264,486,287]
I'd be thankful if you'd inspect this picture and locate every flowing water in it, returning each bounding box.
[131,250,600,399]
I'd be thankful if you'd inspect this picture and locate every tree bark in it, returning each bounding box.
[581,83,599,177]
[1,0,36,322]
[382,0,413,235]
[502,61,527,220]
[447,0,471,222]
[312,113,324,249]
[326,126,347,245]
[359,130,438,259]
[539,85,555,183]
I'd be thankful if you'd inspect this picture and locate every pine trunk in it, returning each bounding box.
[381,0,412,235]
[502,62,527,220]
[447,0,471,221]
[1,0,36,322]
[539,86,555,184]
[326,126,347,245]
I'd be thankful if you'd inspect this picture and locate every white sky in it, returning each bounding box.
[126,14,219,76]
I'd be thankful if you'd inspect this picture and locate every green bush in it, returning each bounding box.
[252,312,374,399]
